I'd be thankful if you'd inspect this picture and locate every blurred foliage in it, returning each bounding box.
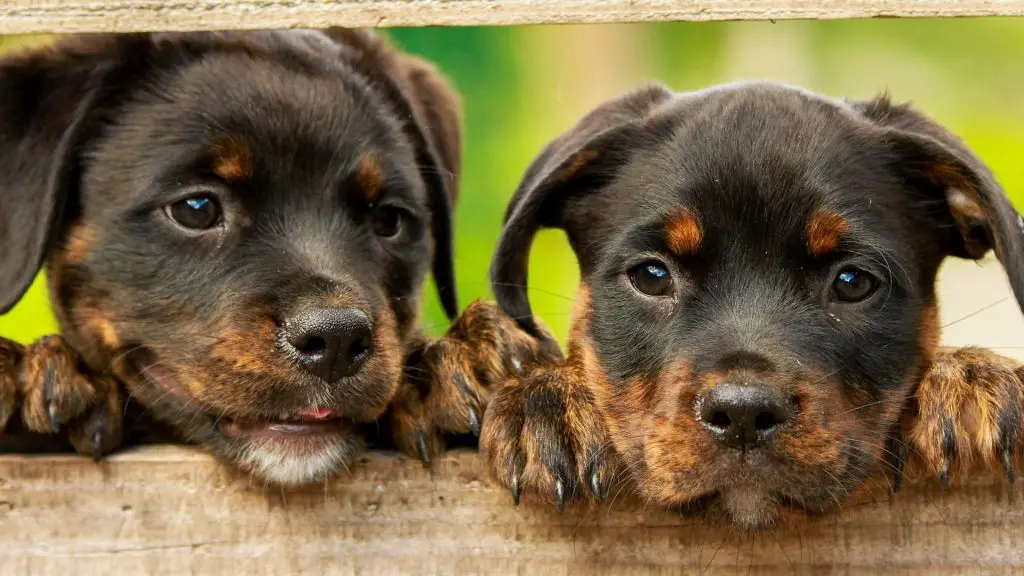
[2,19,1024,346]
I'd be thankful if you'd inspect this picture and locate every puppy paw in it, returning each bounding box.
[0,335,123,459]
[480,363,617,510]
[902,347,1023,488]
[0,339,21,429]
[389,300,559,465]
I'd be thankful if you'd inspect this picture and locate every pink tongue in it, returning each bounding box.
[298,407,335,421]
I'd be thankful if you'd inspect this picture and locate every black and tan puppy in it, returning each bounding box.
[481,81,1024,528]
[0,29,540,485]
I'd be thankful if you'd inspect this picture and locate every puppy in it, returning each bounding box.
[0,29,539,485]
[481,81,1024,528]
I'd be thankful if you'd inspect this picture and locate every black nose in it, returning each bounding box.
[280,308,373,383]
[698,383,794,450]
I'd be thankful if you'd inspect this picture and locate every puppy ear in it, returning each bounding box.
[853,96,1024,313]
[391,52,463,321]
[491,84,675,340]
[323,29,462,321]
[0,36,135,314]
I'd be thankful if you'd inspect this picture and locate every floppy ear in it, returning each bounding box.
[323,29,463,320]
[490,84,675,341]
[853,96,1024,313]
[0,35,136,314]
[390,52,463,321]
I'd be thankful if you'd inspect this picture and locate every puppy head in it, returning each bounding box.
[0,29,461,485]
[493,81,1024,527]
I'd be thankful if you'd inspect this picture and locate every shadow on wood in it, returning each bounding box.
[0,446,1020,574]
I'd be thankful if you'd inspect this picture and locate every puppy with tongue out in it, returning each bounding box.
[0,29,545,486]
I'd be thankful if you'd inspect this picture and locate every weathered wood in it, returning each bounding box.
[0,446,1020,574]
[3,1,1024,35]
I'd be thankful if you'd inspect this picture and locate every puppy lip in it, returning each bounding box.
[127,350,353,436]
[221,407,352,437]
[297,407,337,420]
[219,416,352,438]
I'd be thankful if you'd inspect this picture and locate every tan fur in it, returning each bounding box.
[664,208,702,255]
[806,209,847,256]
[82,310,121,351]
[62,223,97,265]
[356,153,384,200]
[559,150,600,184]
[211,134,254,182]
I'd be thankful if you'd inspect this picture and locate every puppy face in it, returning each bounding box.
[493,82,1024,526]
[0,30,461,485]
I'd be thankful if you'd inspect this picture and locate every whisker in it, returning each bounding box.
[942,297,1008,330]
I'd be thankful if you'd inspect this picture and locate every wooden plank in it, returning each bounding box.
[0,445,1021,574]
[3,1,1024,35]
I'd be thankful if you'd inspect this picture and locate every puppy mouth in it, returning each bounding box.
[123,349,356,439]
[219,408,354,439]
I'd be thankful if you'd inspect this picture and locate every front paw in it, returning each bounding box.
[903,347,1023,488]
[480,363,617,510]
[389,300,560,465]
[0,335,123,459]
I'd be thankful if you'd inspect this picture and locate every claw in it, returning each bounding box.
[1002,446,1015,485]
[590,472,604,501]
[44,366,59,433]
[940,418,955,490]
[999,419,1016,485]
[510,475,520,506]
[92,431,103,462]
[555,479,566,512]
[886,432,908,493]
[417,433,430,467]
[468,408,481,437]
[48,402,60,434]
[453,372,478,403]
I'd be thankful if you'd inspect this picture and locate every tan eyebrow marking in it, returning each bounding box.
[356,153,384,200]
[806,209,848,257]
[211,135,254,182]
[664,208,703,255]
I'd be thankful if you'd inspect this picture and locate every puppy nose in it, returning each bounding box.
[698,383,794,450]
[280,308,373,383]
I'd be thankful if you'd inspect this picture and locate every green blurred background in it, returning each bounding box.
[2,19,1024,346]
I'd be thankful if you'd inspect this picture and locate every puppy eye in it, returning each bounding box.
[165,196,222,230]
[371,206,403,239]
[628,262,674,297]
[831,268,878,303]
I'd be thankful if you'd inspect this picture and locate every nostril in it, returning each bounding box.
[754,410,782,432]
[293,335,327,356]
[708,410,732,430]
[348,334,372,361]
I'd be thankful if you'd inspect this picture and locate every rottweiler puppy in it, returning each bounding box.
[0,29,541,485]
[481,81,1024,528]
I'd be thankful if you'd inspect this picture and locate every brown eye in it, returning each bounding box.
[831,268,878,302]
[628,262,674,297]
[372,206,403,239]
[166,196,221,230]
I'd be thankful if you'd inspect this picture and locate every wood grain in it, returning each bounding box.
[0,446,1021,574]
[3,1,1024,35]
